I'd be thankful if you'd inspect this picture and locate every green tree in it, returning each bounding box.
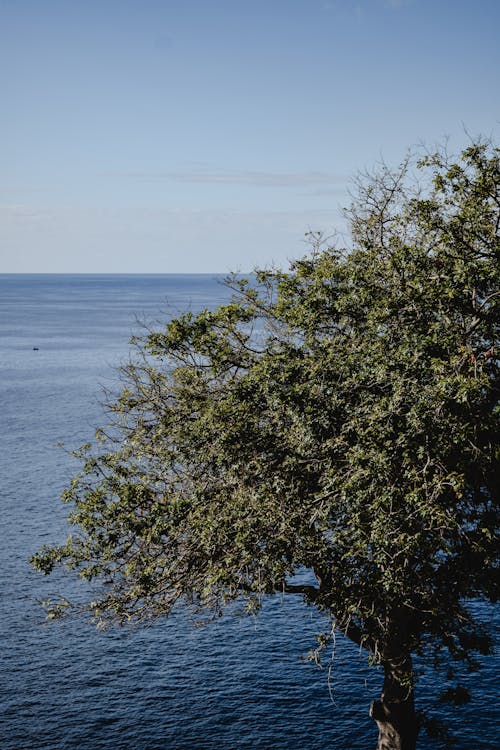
[33,140,499,750]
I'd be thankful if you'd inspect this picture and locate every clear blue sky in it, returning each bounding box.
[2,0,499,273]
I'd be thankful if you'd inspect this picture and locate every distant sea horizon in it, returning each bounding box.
[0,271,237,279]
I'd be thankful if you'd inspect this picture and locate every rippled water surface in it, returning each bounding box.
[0,275,498,749]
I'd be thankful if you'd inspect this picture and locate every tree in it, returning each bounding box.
[32,140,499,750]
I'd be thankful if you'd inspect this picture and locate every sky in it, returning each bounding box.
[2,0,500,273]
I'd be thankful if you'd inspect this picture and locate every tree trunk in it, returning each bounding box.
[370,653,418,750]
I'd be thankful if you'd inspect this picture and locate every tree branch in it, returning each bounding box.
[283,583,320,599]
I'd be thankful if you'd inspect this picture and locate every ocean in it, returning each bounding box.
[0,274,497,749]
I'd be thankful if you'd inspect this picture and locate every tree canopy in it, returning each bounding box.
[33,140,499,749]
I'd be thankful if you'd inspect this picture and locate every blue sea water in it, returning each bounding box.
[0,274,498,750]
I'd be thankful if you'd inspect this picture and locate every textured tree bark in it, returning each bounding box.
[370,654,418,750]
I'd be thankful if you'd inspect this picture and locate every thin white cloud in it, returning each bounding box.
[0,204,47,219]
[323,0,414,12]
[105,170,346,188]
[385,0,414,7]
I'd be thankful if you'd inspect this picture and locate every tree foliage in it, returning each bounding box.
[33,140,499,746]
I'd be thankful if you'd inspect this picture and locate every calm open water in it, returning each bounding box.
[0,274,498,750]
